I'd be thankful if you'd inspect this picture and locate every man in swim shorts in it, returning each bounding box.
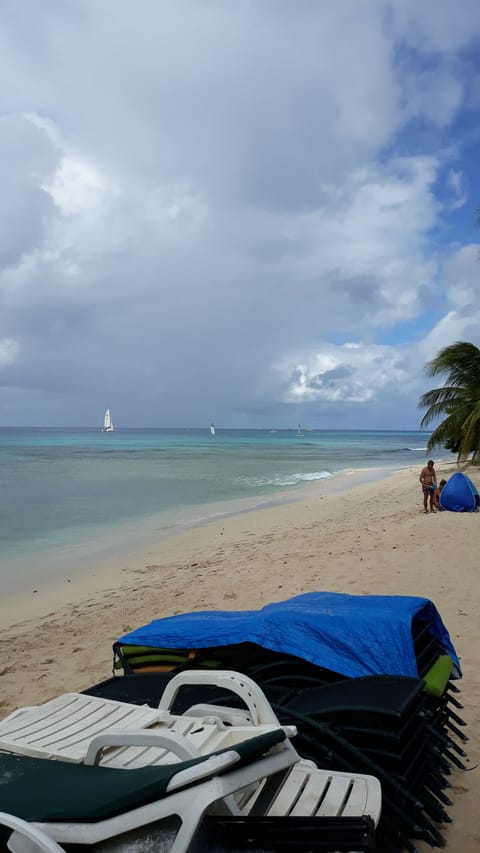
[419,460,437,513]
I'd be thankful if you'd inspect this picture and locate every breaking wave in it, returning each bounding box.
[236,471,333,488]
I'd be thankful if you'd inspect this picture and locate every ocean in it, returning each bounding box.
[0,428,447,590]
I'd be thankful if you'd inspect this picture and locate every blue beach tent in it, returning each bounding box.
[439,472,480,513]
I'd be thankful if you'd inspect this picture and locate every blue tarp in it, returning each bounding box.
[116,592,460,680]
[440,471,480,513]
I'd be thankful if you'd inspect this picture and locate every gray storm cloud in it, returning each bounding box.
[0,0,479,427]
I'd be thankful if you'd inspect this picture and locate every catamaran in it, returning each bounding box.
[102,408,114,432]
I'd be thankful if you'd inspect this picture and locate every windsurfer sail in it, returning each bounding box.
[210,423,216,437]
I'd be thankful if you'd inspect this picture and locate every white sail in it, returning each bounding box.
[296,423,304,437]
[102,408,114,432]
[210,423,216,437]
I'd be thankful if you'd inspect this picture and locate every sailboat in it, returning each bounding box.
[210,423,216,438]
[102,408,114,432]
[296,423,304,437]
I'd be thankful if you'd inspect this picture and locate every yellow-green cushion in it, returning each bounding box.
[423,655,453,697]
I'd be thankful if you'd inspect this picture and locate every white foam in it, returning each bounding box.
[236,471,333,488]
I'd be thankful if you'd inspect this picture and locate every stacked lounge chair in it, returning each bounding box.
[99,592,466,851]
[0,591,466,852]
[0,671,381,853]
[268,673,465,852]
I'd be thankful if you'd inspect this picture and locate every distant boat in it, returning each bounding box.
[210,423,216,438]
[296,423,304,437]
[102,408,114,432]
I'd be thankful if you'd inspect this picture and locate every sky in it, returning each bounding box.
[1,0,480,429]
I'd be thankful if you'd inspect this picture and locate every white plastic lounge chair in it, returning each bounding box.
[0,671,291,766]
[0,671,381,850]
[0,692,159,763]
[0,729,300,853]
[0,732,381,853]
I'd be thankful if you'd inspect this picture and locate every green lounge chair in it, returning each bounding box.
[0,730,292,852]
[0,728,381,853]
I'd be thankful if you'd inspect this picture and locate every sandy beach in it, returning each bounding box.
[1,461,479,851]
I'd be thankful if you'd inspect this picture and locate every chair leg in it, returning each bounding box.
[163,790,235,853]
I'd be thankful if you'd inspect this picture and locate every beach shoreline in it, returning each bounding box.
[0,462,401,599]
[1,460,478,851]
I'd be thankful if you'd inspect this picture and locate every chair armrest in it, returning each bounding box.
[0,812,65,853]
[166,750,240,792]
[158,670,280,725]
[85,727,202,765]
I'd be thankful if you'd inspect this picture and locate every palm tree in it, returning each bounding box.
[418,341,480,463]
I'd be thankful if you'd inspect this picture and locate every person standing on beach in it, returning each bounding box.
[419,460,437,513]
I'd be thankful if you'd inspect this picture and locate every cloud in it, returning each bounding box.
[279,155,441,326]
[276,342,411,405]
[0,1,479,427]
[418,244,480,362]
[0,114,58,267]
[443,244,480,309]
[274,236,480,419]
[43,156,112,219]
[389,0,480,53]
[0,339,19,370]
[446,169,467,209]
[400,65,465,129]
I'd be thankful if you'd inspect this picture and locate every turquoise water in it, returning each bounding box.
[0,428,445,582]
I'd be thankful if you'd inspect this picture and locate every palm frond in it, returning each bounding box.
[418,385,464,415]
[420,341,480,459]
[426,414,461,452]
[425,342,480,385]
[458,401,480,459]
